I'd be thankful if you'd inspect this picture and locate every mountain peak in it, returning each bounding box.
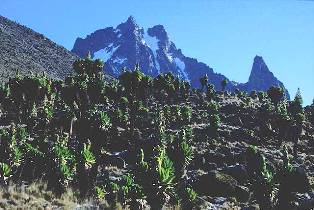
[71,18,289,99]
[147,25,169,42]
[254,55,264,63]
[245,55,290,99]
[117,15,141,34]
[126,16,137,25]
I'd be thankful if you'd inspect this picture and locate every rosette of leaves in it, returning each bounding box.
[138,75,153,101]
[181,106,192,125]
[120,173,145,209]
[209,114,221,137]
[119,96,129,110]
[257,91,266,102]
[87,73,106,104]
[155,110,168,145]
[53,134,76,186]
[118,68,144,99]
[267,86,284,107]
[180,81,190,101]
[275,146,299,209]
[73,56,104,77]
[162,105,171,122]
[8,71,24,106]
[95,185,106,200]
[88,106,112,131]
[206,101,219,115]
[106,182,120,206]
[153,73,177,101]
[81,142,96,170]
[168,127,194,179]
[113,108,129,128]
[277,100,290,120]
[289,88,305,126]
[0,162,11,181]
[133,101,150,128]
[43,98,54,122]
[170,105,181,125]
[0,126,21,172]
[246,146,275,210]
[199,74,208,91]
[134,148,176,210]
[0,84,10,102]
[180,187,198,209]
[206,84,216,101]
[0,126,40,182]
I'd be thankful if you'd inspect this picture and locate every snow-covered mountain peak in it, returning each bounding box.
[72,17,289,97]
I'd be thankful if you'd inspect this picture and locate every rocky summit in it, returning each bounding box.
[0,15,77,82]
[239,55,290,99]
[72,16,289,98]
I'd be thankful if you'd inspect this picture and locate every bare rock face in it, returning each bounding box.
[72,16,289,97]
[239,55,290,99]
[0,15,78,82]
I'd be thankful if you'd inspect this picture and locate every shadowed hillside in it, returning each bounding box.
[0,15,77,82]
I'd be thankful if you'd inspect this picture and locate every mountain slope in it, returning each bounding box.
[238,56,290,98]
[72,16,289,98]
[72,17,229,88]
[0,15,77,81]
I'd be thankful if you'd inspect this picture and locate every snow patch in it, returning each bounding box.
[166,53,173,62]
[174,57,185,70]
[113,57,127,65]
[141,37,146,45]
[116,29,122,38]
[144,32,160,71]
[93,44,119,62]
[174,57,189,81]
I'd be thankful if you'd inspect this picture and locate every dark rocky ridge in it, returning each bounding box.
[239,55,290,98]
[72,16,290,99]
[0,15,78,82]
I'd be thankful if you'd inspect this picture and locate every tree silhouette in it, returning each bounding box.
[221,79,228,92]
[199,74,208,91]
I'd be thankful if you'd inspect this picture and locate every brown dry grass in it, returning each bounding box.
[0,182,110,210]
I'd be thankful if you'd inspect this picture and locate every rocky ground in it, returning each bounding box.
[0,15,78,82]
[0,61,313,209]
[1,93,313,209]
[99,94,314,209]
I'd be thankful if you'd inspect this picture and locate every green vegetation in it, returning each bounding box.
[0,56,313,209]
[221,79,228,92]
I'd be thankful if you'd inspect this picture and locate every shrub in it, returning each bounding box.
[134,148,176,210]
[209,114,221,137]
[267,86,284,106]
[199,74,208,91]
[221,79,228,92]
[181,105,193,125]
[206,83,216,100]
[246,146,275,210]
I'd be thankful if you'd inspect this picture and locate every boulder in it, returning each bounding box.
[191,155,219,172]
[294,192,314,210]
[221,164,248,184]
[203,152,226,167]
[235,185,250,202]
[192,171,238,197]
[280,167,311,193]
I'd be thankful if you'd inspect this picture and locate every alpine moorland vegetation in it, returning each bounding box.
[0,56,313,209]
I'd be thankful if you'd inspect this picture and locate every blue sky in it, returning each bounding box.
[1,0,314,105]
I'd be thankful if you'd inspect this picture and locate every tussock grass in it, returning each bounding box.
[0,181,111,210]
